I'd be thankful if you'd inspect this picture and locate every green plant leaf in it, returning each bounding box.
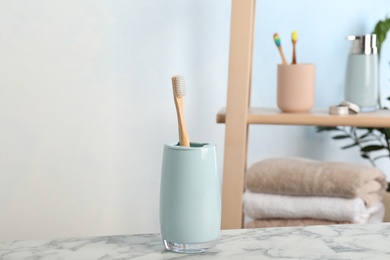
[341,143,358,149]
[316,126,341,132]
[358,131,372,139]
[385,128,390,138]
[332,135,350,140]
[361,153,370,159]
[372,16,390,57]
[361,145,387,152]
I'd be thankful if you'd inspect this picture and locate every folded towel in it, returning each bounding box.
[245,157,388,207]
[243,191,385,223]
[245,218,350,228]
[245,205,384,229]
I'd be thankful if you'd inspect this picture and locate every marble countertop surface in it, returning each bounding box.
[1,223,390,259]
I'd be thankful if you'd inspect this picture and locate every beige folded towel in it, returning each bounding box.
[245,157,388,207]
[245,218,350,228]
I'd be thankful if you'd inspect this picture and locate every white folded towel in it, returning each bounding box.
[243,191,385,224]
[368,202,385,224]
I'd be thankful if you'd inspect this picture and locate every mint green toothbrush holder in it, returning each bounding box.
[160,142,221,253]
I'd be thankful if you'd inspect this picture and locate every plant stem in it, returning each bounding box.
[343,127,377,166]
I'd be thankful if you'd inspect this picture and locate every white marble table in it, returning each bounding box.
[1,223,390,259]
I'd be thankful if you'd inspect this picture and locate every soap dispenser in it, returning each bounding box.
[344,34,378,112]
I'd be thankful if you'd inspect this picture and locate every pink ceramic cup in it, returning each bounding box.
[277,64,316,113]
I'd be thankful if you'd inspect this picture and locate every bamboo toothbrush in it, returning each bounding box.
[291,30,298,64]
[171,75,190,147]
[273,33,288,65]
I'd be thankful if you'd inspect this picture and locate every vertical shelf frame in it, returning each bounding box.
[221,0,256,229]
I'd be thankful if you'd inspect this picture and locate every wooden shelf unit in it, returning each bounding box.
[217,107,390,127]
[218,0,390,229]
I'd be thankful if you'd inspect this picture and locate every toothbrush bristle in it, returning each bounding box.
[292,30,298,43]
[172,75,186,97]
[273,33,281,47]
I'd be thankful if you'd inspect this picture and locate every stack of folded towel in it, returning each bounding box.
[243,157,388,228]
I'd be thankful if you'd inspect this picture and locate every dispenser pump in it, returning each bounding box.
[347,34,377,54]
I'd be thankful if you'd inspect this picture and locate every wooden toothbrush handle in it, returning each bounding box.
[292,43,297,64]
[278,46,288,65]
[174,97,190,147]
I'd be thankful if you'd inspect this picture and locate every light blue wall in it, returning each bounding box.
[254,0,390,108]
[249,1,390,169]
[0,0,389,241]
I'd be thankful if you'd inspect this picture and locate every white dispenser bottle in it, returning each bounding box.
[344,34,378,112]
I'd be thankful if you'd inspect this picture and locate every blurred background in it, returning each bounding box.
[0,0,389,241]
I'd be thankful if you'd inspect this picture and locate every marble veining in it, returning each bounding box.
[1,223,390,259]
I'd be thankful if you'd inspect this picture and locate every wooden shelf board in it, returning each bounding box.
[217,107,390,127]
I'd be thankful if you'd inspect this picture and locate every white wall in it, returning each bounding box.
[0,0,389,242]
